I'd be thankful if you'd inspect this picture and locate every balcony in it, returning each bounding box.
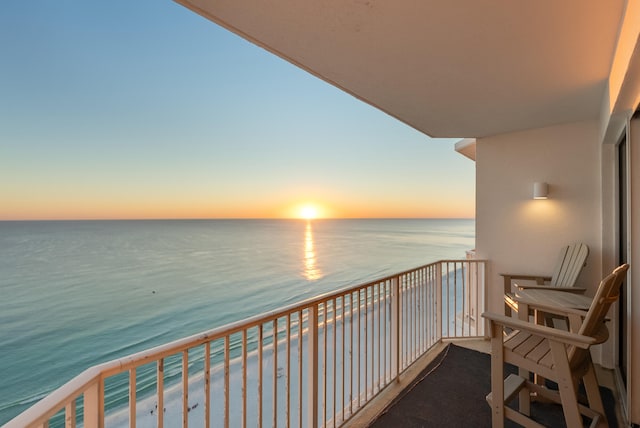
[3,260,485,427]
[7,259,485,427]
[6,256,627,428]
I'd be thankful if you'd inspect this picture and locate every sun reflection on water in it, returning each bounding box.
[303,221,322,281]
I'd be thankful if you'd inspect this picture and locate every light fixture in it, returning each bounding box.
[533,182,548,199]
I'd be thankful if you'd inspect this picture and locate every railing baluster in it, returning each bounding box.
[129,368,136,428]
[323,303,327,426]
[65,399,76,428]
[298,310,303,428]
[421,268,425,353]
[182,350,189,428]
[463,262,469,336]
[286,314,291,428]
[417,270,421,353]
[224,336,230,428]
[409,273,413,362]
[414,272,418,361]
[413,273,418,359]
[436,265,440,341]
[272,319,278,428]
[364,287,368,402]
[392,276,400,380]
[349,292,354,416]
[241,331,247,428]
[369,286,373,393]
[376,283,381,392]
[404,275,408,367]
[479,260,483,330]
[258,325,263,428]
[157,359,164,428]
[447,262,452,336]
[473,261,477,335]
[307,305,319,428]
[383,281,387,384]
[357,289,361,408]
[408,275,411,364]
[204,342,211,428]
[402,275,407,369]
[341,295,346,423]
[437,264,443,342]
[454,262,459,336]
[332,298,337,428]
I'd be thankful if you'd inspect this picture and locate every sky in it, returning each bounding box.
[0,1,475,220]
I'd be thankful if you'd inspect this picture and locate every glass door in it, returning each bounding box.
[618,133,628,385]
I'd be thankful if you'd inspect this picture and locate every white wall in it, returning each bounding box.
[475,120,603,313]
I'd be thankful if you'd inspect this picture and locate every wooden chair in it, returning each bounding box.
[484,264,628,428]
[502,243,589,315]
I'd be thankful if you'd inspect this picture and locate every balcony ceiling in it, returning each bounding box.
[175,0,625,138]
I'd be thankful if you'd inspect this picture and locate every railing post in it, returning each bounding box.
[436,263,443,341]
[307,306,319,428]
[483,261,490,338]
[391,276,400,380]
[83,380,103,428]
[65,400,76,428]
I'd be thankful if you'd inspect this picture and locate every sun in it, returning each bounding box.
[299,204,319,220]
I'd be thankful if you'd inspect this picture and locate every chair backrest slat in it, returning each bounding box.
[569,264,629,365]
[550,243,589,288]
[579,264,628,337]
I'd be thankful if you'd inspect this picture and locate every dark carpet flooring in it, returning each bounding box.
[369,344,617,428]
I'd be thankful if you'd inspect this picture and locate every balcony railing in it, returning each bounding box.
[5,259,486,428]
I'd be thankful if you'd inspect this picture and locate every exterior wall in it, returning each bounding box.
[474,112,639,423]
[475,119,606,340]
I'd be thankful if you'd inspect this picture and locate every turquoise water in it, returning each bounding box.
[0,219,474,424]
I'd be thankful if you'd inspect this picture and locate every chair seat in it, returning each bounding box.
[504,322,610,374]
[505,330,554,370]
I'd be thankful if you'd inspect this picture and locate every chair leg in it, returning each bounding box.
[582,364,608,428]
[550,341,583,427]
[490,323,505,428]
[518,372,531,416]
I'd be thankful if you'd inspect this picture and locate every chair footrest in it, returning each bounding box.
[486,374,527,405]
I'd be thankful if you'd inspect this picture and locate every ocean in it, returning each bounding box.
[0,219,474,425]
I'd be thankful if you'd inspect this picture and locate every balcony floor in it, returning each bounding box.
[344,339,624,427]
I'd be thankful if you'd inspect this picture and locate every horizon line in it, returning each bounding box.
[0,216,476,222]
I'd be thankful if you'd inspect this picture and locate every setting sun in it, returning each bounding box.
[299,204,319,220]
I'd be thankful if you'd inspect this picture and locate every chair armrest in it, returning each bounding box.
[482,311,595,349]
[515,284,586,294]
[500,273,552,282]
[501,273,551,294]
[512,295,590,319]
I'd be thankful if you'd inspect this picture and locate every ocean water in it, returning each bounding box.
[0,219,474,425]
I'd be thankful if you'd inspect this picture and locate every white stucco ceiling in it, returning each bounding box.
[175,0,626,138]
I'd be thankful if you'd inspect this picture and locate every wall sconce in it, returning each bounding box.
[533,182,549,199]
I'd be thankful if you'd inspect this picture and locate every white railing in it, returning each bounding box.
[5,259,486,428]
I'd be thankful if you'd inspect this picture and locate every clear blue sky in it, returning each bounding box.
[0,0,475,220]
